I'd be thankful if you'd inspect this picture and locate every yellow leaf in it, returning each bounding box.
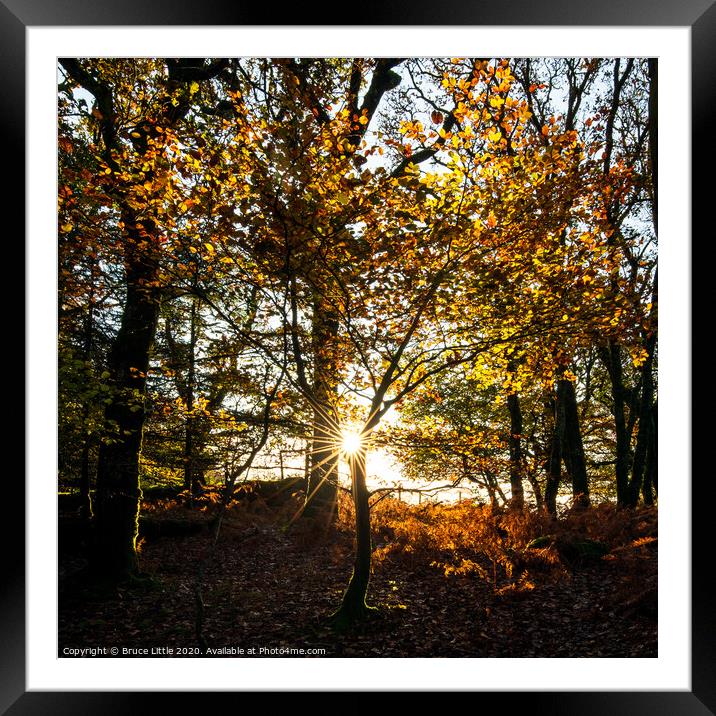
[204,243,215,253]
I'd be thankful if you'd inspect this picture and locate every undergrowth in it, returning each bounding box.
[138,486,657,598]
[361,496,657,593]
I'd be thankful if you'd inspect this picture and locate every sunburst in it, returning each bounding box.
[340,430,363,456]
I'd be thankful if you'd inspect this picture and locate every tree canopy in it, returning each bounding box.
[58,56,657,639]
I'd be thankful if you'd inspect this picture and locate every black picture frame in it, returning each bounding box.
[8,1,709,712]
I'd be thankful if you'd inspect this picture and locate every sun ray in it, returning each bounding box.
[283,424,372,527]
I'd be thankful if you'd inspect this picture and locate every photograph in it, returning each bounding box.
[56,55,660,659]
[9,6,707,708]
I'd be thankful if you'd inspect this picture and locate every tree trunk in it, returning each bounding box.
[544,393,563,516]
[488,472,508,506]
[190,419,212,490]
[92,216,161,579]
[526,469,543,511]
[629,349,656,506]
[507,391,525,509]
[79,426,93,520]
[633,58,658,508]
[599,343,631,506]
[183,297,200,503]
[648,58,658,231]
[331,448,375,626]
[642,419,655,506]
[79,282,96,520]
[644,400,657,501]
[305,294,340,518]
[629,269,657,507]
[306,403,339,514]
[187,383,228,492]
[560,378,590,509]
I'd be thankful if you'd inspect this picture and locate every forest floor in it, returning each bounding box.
[58,491,657,658]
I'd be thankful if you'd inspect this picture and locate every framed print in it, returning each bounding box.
[9,0,711,712]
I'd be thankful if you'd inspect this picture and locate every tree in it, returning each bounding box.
[388,366,513,507]
[59,58,229,578]
[220,58,409,521]
[57,55,658,624]
[314,58,615,622]
[58,105,116,518]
